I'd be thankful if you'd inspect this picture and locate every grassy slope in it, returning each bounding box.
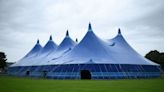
[0,76,164,92]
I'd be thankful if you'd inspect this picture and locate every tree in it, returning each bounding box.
[145,50,164,69]
[0,52,7,71]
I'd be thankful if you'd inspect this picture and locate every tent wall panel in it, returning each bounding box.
[8,64,160,79]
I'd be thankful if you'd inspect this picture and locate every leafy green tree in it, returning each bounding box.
[145,50,164,69]
[0,52,7,71]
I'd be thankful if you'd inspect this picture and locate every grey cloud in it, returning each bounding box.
[0,0,164,62]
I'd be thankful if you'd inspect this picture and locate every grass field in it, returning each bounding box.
[0,76,164,92]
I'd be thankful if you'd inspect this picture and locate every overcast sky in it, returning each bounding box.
[0,0,164,62]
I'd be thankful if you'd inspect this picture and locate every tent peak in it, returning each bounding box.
[49,35,52,40]
[88,22,92,31]
[118,28,121,34]
[66,30,69,37]
[76,38,78,43]
[37,39,40,44]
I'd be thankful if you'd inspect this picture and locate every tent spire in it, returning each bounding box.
[88,22,92,31]
[49,35,52,40]
[66,30,69,37]
[118,28,121,34]
[76,38,78,42]
[37,39,40,44]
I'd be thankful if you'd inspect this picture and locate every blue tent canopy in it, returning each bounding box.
[8,23,161,79]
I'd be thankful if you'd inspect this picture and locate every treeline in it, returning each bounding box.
[145,50,164,69]
[0,52,7,72]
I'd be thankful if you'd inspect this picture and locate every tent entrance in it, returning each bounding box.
[26,71,30,76]
[80,70,91,79]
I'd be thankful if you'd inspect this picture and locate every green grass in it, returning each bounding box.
[0,76,164,92]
